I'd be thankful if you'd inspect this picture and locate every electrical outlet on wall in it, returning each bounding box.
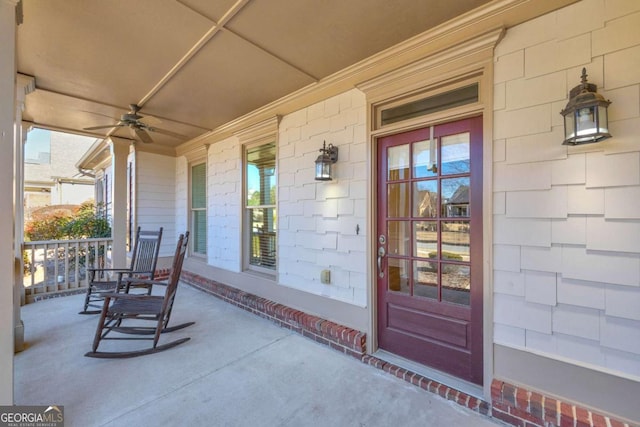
[321,269,331,284]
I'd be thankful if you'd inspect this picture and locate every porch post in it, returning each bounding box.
[13,75,35,353]
[109,137,130,268]
[0,0,18,405]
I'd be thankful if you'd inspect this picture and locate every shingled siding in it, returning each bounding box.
[493,0,640,381]
[492,0,640,423]
[178,89,368,306]
[277,89,368,306]
[206,137,241,272]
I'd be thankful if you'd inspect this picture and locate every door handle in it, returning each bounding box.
[377,246,386,278]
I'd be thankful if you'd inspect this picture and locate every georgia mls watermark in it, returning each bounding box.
[0,406,64,427]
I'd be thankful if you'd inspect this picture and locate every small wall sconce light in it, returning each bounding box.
[560,67,612,146]
[315,141,338,181]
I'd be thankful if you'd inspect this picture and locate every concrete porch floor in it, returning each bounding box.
[15,283,500,427]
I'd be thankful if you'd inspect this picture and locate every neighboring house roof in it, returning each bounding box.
[446,185,469,205]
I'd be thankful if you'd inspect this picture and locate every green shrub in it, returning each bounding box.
[62,202,111,239]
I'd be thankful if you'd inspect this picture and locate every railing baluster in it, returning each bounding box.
[85,240,90,287]
[29,246,35,289]
[53,242,59,292]
[36,244,43,295]
[92,242,97,270]
[42,243,49,294]
[74,241,79,289]
[44,243,48,292]
[63,242,69,291]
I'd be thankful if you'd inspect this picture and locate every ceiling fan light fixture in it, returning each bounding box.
[82,103,187,143]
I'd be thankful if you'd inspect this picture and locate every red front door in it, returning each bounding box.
[376,116,483,385]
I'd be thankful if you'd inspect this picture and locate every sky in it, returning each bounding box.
[24,128,51,161]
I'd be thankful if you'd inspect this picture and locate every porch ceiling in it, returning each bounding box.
[17,0,492,152]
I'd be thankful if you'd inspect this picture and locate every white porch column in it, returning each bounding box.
[13,75,34,353]
[109,137,130,268]
[0,0,18,405]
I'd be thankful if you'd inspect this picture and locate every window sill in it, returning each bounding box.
[243,268,276,282]
[188,254,207,262]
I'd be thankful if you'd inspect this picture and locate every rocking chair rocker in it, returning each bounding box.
[85,232,194,358]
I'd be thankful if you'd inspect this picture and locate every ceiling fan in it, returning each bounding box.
[83,104,186,143]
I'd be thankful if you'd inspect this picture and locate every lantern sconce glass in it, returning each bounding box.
[560,67,612,146]
[314,141,339,181]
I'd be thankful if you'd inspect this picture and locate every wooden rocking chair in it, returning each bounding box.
[85,232,193,358]
[79,227,163,314]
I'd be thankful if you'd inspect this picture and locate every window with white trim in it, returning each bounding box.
[245,142,276,272]
[190,162,207,256]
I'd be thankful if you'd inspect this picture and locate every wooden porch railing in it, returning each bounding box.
[23,237,113,303]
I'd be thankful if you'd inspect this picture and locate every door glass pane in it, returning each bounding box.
[388,183,409,217]
[442,221,470,262]
[441,132,470,175]
[414,260,438,300]
[388,258,409,294]
[388,145,410,180]
[413,180,437,217]
[413,139,437,178]
[442,264,470,306]
[388,221,409,256]
[441,177,470,218]
[414,221,437,258]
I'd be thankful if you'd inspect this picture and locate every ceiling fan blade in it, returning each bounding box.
[78,110,122,120]
[84,124,123,131]
[134,127,154,144]
[146,126,187,139]
[138,114,162,126]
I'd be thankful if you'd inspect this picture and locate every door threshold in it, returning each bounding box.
[372,349,484,400]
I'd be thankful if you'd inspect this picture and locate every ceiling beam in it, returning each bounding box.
[222,27,320,82]
[137,0,252,107]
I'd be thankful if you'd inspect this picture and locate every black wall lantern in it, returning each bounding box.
[315,141,339,181]
[560,68,612,146]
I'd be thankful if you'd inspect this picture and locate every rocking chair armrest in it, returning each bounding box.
[120,277,169,287]
[120,270,156,277]
[87,267,132,273]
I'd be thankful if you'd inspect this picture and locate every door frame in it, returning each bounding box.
[358,31,500,398]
